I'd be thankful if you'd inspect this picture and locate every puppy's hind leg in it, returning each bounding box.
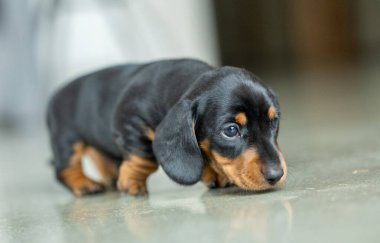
[51,137,106,197]
[82,146,119,188]
[49,123,104,197]
[47,81,106,196]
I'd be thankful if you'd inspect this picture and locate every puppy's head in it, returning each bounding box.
[153,67,286,191]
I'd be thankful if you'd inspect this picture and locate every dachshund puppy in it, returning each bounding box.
[47,59,287,196]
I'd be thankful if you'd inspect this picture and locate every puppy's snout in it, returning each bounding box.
[262,167,283,185]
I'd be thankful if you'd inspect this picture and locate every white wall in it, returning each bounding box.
[0,0,220,129]
[40,0,220,88]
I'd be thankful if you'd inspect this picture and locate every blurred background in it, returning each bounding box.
[1,0,379,132]
[1,1,380,242]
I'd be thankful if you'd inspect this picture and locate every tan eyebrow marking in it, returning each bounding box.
[268,106,276,120]
[234,112,247,126]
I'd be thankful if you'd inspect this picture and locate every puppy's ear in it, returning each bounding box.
[152,100,203,185]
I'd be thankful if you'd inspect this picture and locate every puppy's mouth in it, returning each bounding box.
[214,158,287,192]
[238,175,272,191]
[239,173,286,191]
[220,169,286,192]
[222,168,273,192]
[201,141,287,191]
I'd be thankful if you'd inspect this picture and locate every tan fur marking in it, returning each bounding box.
[199,139,224,176]
[146,127,155,141]
[211,148,269,191]
[84,146,118,186]
[200,138,286,191]
[201,164,217,186]
[268,106,276,120]
[60,142,104,196]
[234,112,247,126]
[117,155,158,196]
[199,139,210,152]
[60,166,104,197]
[199,139,230,187]
[211,151,233,165]
[69,142,86,166]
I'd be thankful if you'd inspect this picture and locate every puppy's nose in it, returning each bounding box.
[263,168,283,185]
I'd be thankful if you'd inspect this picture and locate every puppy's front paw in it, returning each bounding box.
[117,176,148,196]
[117,158,157,196]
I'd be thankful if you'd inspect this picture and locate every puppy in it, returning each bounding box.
[47,59,287,196]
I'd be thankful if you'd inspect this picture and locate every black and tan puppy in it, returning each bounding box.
[47,59,287,196]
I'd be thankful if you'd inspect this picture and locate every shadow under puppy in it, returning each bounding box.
[47,59,287,197]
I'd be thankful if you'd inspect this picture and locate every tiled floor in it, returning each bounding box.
[1,67,379,243]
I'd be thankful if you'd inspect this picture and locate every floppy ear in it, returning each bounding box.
[152,99,203,185]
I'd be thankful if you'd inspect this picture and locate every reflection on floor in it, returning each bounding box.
[1,68,379,243]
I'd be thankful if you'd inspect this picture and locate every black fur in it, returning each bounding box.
[153,100,203,184]
[47,58,281,185]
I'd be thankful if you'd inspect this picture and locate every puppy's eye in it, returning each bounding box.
[222,124,240,138]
